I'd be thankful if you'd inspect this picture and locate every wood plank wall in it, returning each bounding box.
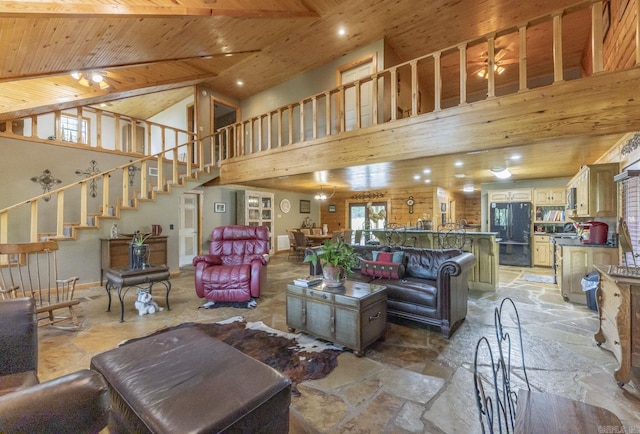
[605,0,637,71]
[319,187,480,232]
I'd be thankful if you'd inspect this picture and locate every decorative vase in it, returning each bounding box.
[322,264,346,288]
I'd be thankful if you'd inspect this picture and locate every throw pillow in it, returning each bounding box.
[372,250,380,261]
[377,251,393,262]
[361,259,404,279]
[391,251,404,264]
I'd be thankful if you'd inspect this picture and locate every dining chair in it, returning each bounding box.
[354,230,363,245]
[331,231,342,242]
[300,228,311,236]
[286,230,297,260]
[292,231,309,261]
[342,229,353,244]
[312,228,323,235]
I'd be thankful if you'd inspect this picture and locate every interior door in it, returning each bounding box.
[179,192,199,266]
[340,60,374,132]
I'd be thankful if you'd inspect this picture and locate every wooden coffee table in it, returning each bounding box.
[286,280,387,356]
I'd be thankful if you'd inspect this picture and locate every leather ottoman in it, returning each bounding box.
[90,327,291,433]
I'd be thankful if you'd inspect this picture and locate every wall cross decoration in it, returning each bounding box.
[30,169,62,202]
[127,160,140,186]
[75,160,101,198]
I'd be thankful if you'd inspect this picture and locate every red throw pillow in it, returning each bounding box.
[361,259,404,279]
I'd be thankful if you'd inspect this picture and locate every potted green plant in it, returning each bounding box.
[304,240,360,287]
[129,231,152,269]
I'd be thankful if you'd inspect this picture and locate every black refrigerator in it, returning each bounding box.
[490,202,532,266]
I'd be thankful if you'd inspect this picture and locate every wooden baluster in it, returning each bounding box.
[592,1,604,73]
[325,91,331,135]
[1,211,8,244]
[80,183,88,227]
[300,101,305,141]
[372,75,379,125]
[55,110,62,142]
[30,201,38,242]
[77,107,83,145]
[355,81,362,129]
[172,148,179,185]
[101,173,110,216]
[114,114,121,152]
[122,169,129,208]
[519,25,528,91]
[157,155,164,191]
[553,13,564,83]
[96,109,103,149]
[56,191,64,237]
[390,69,398,120]
[266,113,273,150]
[312,96,318,139]
[459,44,467,105]
[411,60,418,115]
[140,160,148,198]
[31,115,38,138]
[338,86,345,132]
[258,115,264,151]
[287,105,293,145]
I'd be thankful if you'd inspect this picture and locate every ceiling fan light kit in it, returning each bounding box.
[70,71,110,89]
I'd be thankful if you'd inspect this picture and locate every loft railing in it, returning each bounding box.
[212,0,633,160]
[0,105,195,160]
[0,137,216,245]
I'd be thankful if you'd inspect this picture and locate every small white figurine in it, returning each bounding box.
[134,289,163,316]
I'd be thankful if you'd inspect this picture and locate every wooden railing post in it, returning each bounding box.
[592,1,604,73]
[459,44,467,105]
[30,202,38,242]
[390,68,398,121]
[519,25,528,91]
[101,174,110,217]
[56,191,64,237]
[96,109,103,149]
[80,183,88,226]
[553,13,564,83]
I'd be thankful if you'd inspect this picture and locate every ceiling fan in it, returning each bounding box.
[470,46,518,79]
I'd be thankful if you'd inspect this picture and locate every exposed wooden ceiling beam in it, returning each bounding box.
[0,51,257,84]
[0,0,319,18]
[0,76,211,121]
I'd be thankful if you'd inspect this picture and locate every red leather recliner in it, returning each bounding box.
[193,225,270,303]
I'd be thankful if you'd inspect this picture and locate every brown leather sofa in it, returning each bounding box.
[305,245,476,338]
[0,297,109,432]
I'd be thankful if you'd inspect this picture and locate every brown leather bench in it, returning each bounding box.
[90,327,291,433]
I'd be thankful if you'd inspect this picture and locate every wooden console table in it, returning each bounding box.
[286,280,387,356]
[100,236,167,284]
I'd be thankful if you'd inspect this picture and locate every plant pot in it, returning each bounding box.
[130,244,150,269]
[322,264,346,288]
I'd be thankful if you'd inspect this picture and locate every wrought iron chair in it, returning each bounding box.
[437,222,468,250]
[473,298,531,434]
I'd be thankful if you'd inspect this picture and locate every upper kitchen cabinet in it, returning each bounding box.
[533,188,565,206]
[568,164,618,218]
[487,188,532,203]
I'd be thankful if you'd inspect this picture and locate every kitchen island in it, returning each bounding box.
[364,229,499,292]
[553,236,619,304]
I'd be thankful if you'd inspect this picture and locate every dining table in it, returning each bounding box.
[514,389,625,433]
[306,233,332,245]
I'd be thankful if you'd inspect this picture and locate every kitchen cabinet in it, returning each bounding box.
[488,188,532,203]
[533,234,553,267]
[569,163,618,217]
[100,236,168,284]
[237,190,274,253]
[594,268,640,386]
[560,245,618,304]
[533,188,566,206]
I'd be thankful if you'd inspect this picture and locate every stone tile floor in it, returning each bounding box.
[38,255,640,433]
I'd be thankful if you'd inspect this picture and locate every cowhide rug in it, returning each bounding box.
[123,316,344,395]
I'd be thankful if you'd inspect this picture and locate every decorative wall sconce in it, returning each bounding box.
[31,169,62,202]
[351,191,385,200]
[75,160,101,198]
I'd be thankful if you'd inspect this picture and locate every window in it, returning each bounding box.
[621,174,640,260]
[60,114,88,144]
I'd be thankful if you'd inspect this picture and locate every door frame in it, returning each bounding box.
[179,189,203,266]
[336,54,377,131]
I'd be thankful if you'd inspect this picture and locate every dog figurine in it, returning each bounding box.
[134,289,164,316]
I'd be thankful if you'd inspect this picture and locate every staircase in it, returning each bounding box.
[0,138,219,246]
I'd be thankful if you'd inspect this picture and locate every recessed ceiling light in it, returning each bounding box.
[463,185,475,192]
[338,27,346,36]
[236,80,244,86]
[455,174,466,178]
[454,161,463,167]
[510,154,521,160]
[424,179,431,184]
[423,168,431,174]
[413,175,420,180]
[491,168,512,179]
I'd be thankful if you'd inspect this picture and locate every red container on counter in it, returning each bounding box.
[577,221,608,244]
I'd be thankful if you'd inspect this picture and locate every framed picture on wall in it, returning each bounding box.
[300,200,311,214]
[214,202,226,213]
[328,204,337,213]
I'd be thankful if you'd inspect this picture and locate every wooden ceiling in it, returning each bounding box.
[0,0,627,193]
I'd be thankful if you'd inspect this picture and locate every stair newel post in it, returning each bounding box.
[101,173,110,217]
[29,201,38,243]
[172,148,179,185]
[80,182,88,227]
[56,191,64,238]
[139,160,148,199]
[156,154,164,192]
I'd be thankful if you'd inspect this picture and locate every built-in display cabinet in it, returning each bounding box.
[237,190,274,253]
[487,188,532,203]
[532,187,567,267]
